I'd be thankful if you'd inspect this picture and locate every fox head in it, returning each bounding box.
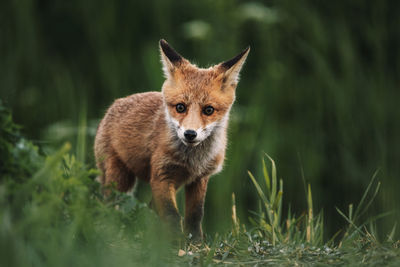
[160,39,249,146]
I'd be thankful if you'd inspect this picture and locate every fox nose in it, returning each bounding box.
[184,130,197,141]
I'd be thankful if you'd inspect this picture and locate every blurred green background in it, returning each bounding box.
[1,0,399,238]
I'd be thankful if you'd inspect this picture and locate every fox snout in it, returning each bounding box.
[171,120,215,146]
[178,126,202,146]
[184,129,197,142]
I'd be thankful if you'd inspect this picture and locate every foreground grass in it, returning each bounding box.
[1,103,399,266]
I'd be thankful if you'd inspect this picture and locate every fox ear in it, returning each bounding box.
[218,46,250,87]
[159,39,183,79]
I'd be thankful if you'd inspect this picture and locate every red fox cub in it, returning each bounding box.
[95,39,249,240]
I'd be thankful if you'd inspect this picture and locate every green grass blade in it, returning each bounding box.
[262,157,271,194]
[306,184,314,243]
[248,171,268,204]
[265,154,277,207]
[357,211,394,231]
[277,179,283,226]
[358,181,381,219]
[348,204,353,222]
[336,206,365,237]
[387,223,397,242]
[353,169,379,220]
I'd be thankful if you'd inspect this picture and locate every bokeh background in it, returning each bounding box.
[1,0,399,238]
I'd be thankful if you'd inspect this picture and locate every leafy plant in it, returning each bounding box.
[0,100,42,182]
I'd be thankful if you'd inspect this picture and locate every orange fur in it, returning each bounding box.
[94,40,249,241]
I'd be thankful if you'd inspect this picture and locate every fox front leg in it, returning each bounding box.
[184,177,209,242]
[150,177,183,236]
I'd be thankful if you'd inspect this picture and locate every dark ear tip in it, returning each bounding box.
[242,46,250,55]
[159,39,170,51]
[159,39,182,63]
[221,46,250,70]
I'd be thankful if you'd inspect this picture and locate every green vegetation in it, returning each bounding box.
[1,0,399,237]
[1,103,399,266]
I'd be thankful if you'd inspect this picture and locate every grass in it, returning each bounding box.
[247,155,323,247]
[1,102,400,266]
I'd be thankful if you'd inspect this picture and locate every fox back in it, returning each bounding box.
[94,40,249,240]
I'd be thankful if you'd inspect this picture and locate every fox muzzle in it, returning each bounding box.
[184,129,197,142]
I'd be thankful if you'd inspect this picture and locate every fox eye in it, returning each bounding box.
[203,106,214,116]
[176,103,186,113]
